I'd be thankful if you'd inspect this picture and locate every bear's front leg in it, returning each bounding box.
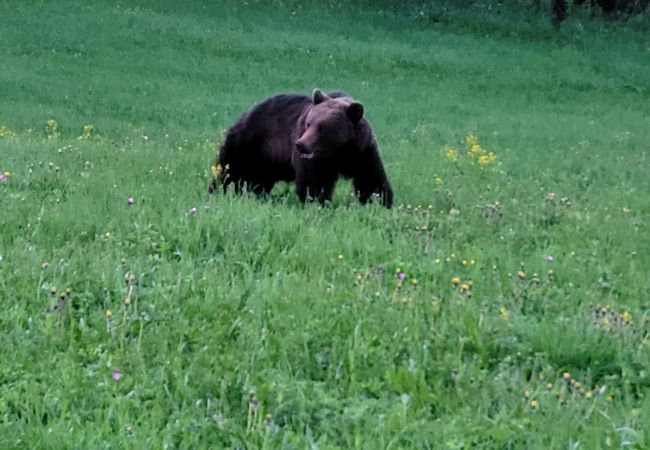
[352,146,393,208]
[295,164,338,205]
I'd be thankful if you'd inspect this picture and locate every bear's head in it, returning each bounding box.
[295,89,365,160]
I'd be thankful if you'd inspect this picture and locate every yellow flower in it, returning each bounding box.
[337,254,344,261]
[562,372,571,381]
[517,270,526,279]
[469,144,483,155]
[477,152,497,165]
[451,276,460,286]
[444,147,458,161]
[460,283,470,293]
[3,171,11,177]
[434,258,441,264]
[621,311,632,323]
[434,176,443,186]
[529,400,539,410]
[410,278,418,285]
[80,124,94,139]
[47,119,57,128]
[499,306,509,321]
[0,126,16,137]
[465,133,479,147]
[105,310,113,318]
[211,163,222,176]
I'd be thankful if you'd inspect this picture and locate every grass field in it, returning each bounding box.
[1,1,650,448]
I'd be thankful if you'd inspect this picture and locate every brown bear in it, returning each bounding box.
[209,89,393,208]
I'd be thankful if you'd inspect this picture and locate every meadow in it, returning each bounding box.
[1,0,649,448]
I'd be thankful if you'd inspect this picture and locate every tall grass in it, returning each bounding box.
[1,1,649,448]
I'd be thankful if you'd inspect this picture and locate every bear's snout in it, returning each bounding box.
[295,141,314,159]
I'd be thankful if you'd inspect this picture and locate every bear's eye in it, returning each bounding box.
[306,122,311,128]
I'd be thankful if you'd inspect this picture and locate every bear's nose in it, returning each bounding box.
[295,142,307,154]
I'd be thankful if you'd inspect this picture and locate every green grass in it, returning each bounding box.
[1,1,650,448]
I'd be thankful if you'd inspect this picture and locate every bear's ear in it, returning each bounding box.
[312,89,328,105]
[347,102,364,123]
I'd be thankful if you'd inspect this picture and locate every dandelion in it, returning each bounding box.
[337,254,344,261]
[529,400,539,410]
[563,372,571,381]
[499,306,509,321]
[105,310,113,318]
[80,124,93,140]
[621,311,632,323]
[465,133,479,147]
[444,147,458,161]
[211,164,222,176]
[477,152,497,165]
[517,270,526,279]
[410,278,418,285]
[112,370,122,381]
[127,196,134,205]
[434,176,443,186]
[0,125,16,137]
[434,258,441,264]
[469,144,483,155]
[451,276,460,286]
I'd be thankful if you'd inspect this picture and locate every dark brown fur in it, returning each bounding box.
[209,89,393,207]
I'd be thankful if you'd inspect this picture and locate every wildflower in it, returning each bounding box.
[517,270,526,279]
[397,272,406,280]
[451,276,460,286]
[0,125,16,137]
[105,310,113,318]
[337,254,344,261]
[529,400,539,410]
[621,311,632,323]
[545,192,556,203]
[211,164,222,176]
[499,306,509,321]
[41,262,49,270]
[0,174,7,183]
[469,144,483,155]
[410,278,418,285]
[434,258,441,264]
[459,283,471,293]
[104,232,111,238]
[546,255,555,262]
[47,119,57,128]
[462,259,468,266]
[127,196,134,205]
[189,207,198,214]
[465,133,478,147]
[477,152,497,165]
[523,389,530,398]
[124,296,131,305]
[444,147,458,161]
[112,370,122,381]
[434,176,443,186]
[563,372,571,381]
[585,391,593,399]
[50,287,57,295]
[80,124,93,139]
